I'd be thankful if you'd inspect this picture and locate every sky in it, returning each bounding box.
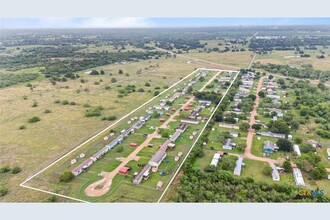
[1,18,330,29]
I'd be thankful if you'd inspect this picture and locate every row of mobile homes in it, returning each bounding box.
[210,152,224,166]
[223,138,236,150]
[133,165,151,185]
[263,141,279,153]
[293,145,301,157]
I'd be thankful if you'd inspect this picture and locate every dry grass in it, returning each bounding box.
[0,56,202,202]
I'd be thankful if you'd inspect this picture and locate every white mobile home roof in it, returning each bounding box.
[293,168,305,186]
[293,145,301,157]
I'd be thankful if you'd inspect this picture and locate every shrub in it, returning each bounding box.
[111,78,117,83]
[94,81,100,85]
[0,165,11,173]
[0,187,8,197]
[282,161,292,173]
[28,116,40,123]
[138,88,145,92]
[54,99,61,104]
[19,125,26,130]
[47,195,57,203]
[262,165,273,176]
[69,102,76,105]
[154,91,160,96]
[116,146,124,153]
[105,86,111,90]
[61,100,69,105]
[59,171,74,182]
[83,103,90,108]
[277,139,293,152]
[44,109,51,113]
[11,166,21,174]
[32,101,38,107]
[145,82,151,87]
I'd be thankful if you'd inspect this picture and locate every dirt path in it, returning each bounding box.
[242,76,279,164]
[85,97,195,197]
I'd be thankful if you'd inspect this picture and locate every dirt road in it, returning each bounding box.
[242,76,279,164]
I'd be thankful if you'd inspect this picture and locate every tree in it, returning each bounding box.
[252,124,262,130]
[28,116,40,123]
[282,161,292,173]
[262,165,272,176]
[111,77,117,83]
[311,165,327,180]
[258,91,265,98]
[0,186,8,197]
[59,171,74,182]
[300,143,316,153]
[90,70,99,75]
[100,70,105,75]
[145,82,151,87]
[276,139,293,152]
[240,122,250,131]
[32,101,38,107]
[11,166,21,174]
[116,146,124,153]
[19,125,26,130]
[268,75,274,80]
[154,91,160,96]
[118,69,123,74]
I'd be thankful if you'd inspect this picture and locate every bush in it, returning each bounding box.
[11,166,21,174]
[54,99,61,104]
[138,88,145,92]
[59,171,74,182]
[277,139,293,152]
[94,81,100,85]
[28,116,40,123]
[47,195,58,203]
[294,137,302,144]
[105,85,111,90]
[69,102,76,105]
[282,161,292,173]
[44,109,51,113]
[145,82,151,87]
[61,100,69,105]
[0,187,8,197]
[262,165,273,176]
[154,91,160,96]
[83,103,90,108]
[116,146,124,153]
[0,165,11,173]
[111,78,117,83]
[300,143,316,153]
[32,101,38,107]
[19,125,26,130]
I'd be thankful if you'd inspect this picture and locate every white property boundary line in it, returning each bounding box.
[157,70,240,203]
[19,67,227,202]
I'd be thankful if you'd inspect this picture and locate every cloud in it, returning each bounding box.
[0,17,155,29]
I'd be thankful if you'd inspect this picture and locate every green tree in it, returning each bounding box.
[282,161,292,173]
[59,171,74,182]
[118,69,123,74]
[111,78,117,83]
[0,165,11,173]
[0,187,8,197]
[276,139,293,152]
[312,165,327,180]
[262,165,273,176]
[11,166,21,174]
[240,122,250,131]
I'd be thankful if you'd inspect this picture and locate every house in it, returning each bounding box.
[293,145,301,157]
[271,164,280,181]
[176,123,188,132]
[198,99,212,107]
[181,118,199,124]
[266,94,280,99]
[223,138,236,150]
[234,157,244,176]
[133,165,151,184]
[263,141,278,153]
[210,152,221,166]
[230,132,239,138]
[257,131,285,139]
[160,139,172,151]
[293,168,305,186]
[307,140,321,148]
[148,151,166,167]
[170,130,181,142]
[219,123,239,130]
[327,148,330,160]
[72,158,94,176]
[119,166,130,175]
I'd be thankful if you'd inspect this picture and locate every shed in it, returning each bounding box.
[119,166,130,175]
[159,118,165,122]
[130,143,138,147]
